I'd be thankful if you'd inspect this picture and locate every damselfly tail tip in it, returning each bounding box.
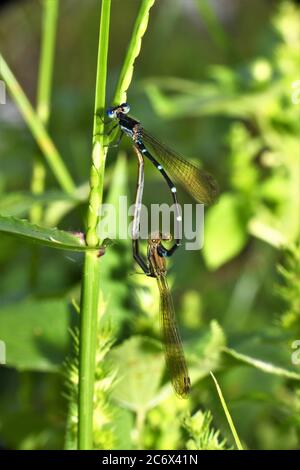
[174,376,191,399]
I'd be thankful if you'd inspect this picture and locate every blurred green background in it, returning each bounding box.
[0,0,299,450]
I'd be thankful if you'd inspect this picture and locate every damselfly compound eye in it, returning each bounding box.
[106,108,115,119]
[121,103,130,114]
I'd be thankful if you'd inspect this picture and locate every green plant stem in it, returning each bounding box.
[107,0,155,145]
[135,408,146,450]
[30,0,59,224]
[113,0,156,105]
[0,54,74,194]
[78,0,111,450]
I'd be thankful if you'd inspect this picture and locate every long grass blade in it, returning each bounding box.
[210,371,243,450]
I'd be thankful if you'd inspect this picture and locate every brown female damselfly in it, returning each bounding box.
[147,234,191,398]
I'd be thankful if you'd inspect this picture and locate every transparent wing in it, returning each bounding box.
[142,129,219,205]
[157,275,191,398]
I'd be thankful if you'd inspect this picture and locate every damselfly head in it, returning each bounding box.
[106,103,130,119]
[120,102,130,114]
[148,232,161,246]
[148,232,172,246]
[106,107,116,119]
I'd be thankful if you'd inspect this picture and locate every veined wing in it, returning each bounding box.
[157,275,191,398]
[142,130,219,205]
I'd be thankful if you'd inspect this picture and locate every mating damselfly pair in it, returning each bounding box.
[106,103,219,398]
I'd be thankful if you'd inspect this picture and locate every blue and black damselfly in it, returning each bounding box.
[124,145,191,397]
[147,233,191,398]
[106,103,219,272]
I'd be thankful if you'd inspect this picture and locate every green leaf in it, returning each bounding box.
[0,189,86,218]
[223,347,300,381]
[183,410,228,450]
[203,193,248,269]
[143,80,282,120]
[0,215,106,252]
[109,336,165,412]
[0,298,72,371]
